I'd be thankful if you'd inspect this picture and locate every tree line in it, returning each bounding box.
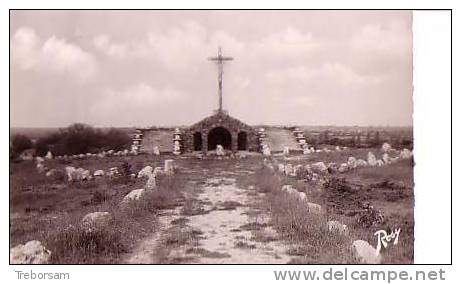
[10,123,131,159]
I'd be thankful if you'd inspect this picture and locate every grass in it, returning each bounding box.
[10,146,414,264]
[249,168,357,264]
[260,153,414,264]
[9,154,186,264]
[185,247,231,258]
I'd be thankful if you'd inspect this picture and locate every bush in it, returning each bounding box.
[11,134,33,155]
[34,123,131,156]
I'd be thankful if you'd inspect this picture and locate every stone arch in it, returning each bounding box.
[193,132,202,151]
[237,131,248,150]
[208,127,232,150]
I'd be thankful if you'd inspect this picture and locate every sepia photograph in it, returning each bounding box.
[8,9,441,268]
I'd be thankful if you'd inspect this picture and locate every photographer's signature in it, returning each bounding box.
[374,228,401,256]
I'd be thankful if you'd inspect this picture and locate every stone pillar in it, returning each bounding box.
[231,131,238,152]
[202,131,208,154]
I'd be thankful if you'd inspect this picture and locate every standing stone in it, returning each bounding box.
[45,151,53,160]
[303,147,311,154]
[400,148,413,159]
[82,212,112,229]
[367,152,377,166]
[338,163,349,173]
[382,153,390,164]
[281,184,293,192]
[65,166,76,182]
[94,170,105,177]
[381,142,392,153]
[356,159,368,167]
[262,144,271,156]
[278,164,285,174]
[307,202,322,214]
[138,166,153,179]
[153,167,164,176]
[352,240,381,264]
[10,240,51,264]
[122,188,149,203]
[311,162,327,173]
[298,192,308,201]
[164,159,175,175]
[108,167,119,177]
[327,220,348,235]
[81,170,92,180]
[216,144,225,156]
[347,157,357,169]
[153,146,160,156]
[35,157,45,163]
[146,174,156,190]
[376,159,384,167]
[283,146,290,156]
[36,163,48,174]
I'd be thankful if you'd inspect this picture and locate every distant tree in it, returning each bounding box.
[355,133,361,147]
[11,134,32,154]
[374,131,381,147]
[365,132,371,146]
[33,123,131,156]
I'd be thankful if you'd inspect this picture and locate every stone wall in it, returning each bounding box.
[184,112,258,153]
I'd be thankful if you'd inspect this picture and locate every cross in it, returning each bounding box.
[208,47,233,112]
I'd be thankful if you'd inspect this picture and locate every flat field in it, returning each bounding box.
[9,147,413,264]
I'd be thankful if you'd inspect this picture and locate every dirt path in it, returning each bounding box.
[124,160,292,264]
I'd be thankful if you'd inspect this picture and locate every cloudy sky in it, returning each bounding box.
[10,10,413,127]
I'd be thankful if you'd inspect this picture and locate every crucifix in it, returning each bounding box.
[208,47,233,112]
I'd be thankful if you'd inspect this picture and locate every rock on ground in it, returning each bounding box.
[122,188,150,203]
[381,143,392,153]
[82,212,112,229]
[311,162,327,173]
[10,240,51,264]
[164,159,175,175]
[298,192,308,201]
[347,157,357,169]
[400,148,413,159]
[283,146,290,156]
[352,240,381,264]
[356,159,368,168]
[278,164,285,174]
[338,163,349,173]
[307,202,322,214]
[138,166,153,178]
[367,152,377,166]
[146,175,157,190]
[327,220,348,235]
[45,151,53,159]
[382,153,390,164]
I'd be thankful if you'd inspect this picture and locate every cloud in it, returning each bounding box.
[11,27,40,70]
[93,34,128,58]
[88,83,185,126]
[351,19,412,57]
[11,26,97,81]
[11,12,413,127]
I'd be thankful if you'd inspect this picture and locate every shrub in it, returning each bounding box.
[11,134,33,155]
[33,123,131,156]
